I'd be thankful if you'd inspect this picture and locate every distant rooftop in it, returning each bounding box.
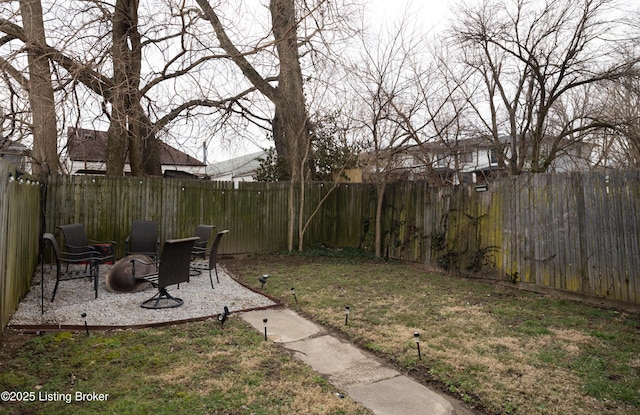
[0,138,29,156]
[0,139,29,168]
[208,150,267,181]
[67,127,204,167]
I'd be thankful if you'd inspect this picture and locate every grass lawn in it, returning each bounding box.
[1,249,638,415]
[0,303,370,414]
[225,250,640,415]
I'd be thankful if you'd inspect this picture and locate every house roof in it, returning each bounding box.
[0,138,29,156]
[208,150,267,179]
[67,127,204,166]
[0,139,29,168]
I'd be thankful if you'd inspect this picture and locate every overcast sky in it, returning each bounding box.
[209,0,457,163]
[367,0,454,34]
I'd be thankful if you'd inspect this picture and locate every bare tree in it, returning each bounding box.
[196,0,361,251]
[196,0,308,178]
[450,0,639,174]
[1,1,248,176]
[106,0,142,175]
[195,0,309,251]
[346,8,471,257]
[1,1,152,175]
[0,7,31,148]
[18,0,59,173]
[594,74,640,167]
[2,0,362,188]
[348,13,425,258]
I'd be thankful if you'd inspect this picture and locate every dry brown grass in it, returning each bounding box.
[0,318,372,415]
[225,253,640,415]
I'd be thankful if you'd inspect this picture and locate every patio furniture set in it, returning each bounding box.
[41,221,229,309]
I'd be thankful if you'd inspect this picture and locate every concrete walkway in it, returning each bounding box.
[240,308,476,415]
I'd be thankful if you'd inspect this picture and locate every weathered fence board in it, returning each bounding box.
[376,171,640,306]
[43,176,292,258]
[0,160,41,332]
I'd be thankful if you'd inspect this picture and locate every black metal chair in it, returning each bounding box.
[131,237,199,309]
[125,220,159,259]
[191,230,229,288]
[57,223,115,266]
[43,233,110,301]
[192,224,216,259]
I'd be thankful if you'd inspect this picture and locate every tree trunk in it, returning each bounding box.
[139,109,162,176]
[297,174,305,251]
[108,0,148,176]
[270,0,309,251]
[19,0,58,174]
[270,0,308,175]
[197,0,310,249]
[106,118,127,176]
[271,111,290,179]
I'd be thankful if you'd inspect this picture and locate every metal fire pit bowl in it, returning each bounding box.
[105,254,154,293]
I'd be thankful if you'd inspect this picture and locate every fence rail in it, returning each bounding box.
[2,167,639,333]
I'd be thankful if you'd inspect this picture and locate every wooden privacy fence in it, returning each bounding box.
[380,171,640,305]
[46,177,297,257]
[43,176,373,258]
[45,176,281,257]
[2,168,640,334]
[0,160,41,332]
[43,171,639,305]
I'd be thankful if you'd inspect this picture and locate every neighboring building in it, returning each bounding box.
[207,150,267,182]
[360,135,596,185]
[414,137,505,184]
[333,168,363,183]
[208,150,365,183]
[423,136,596,183]
[0,139,30,172]
[66,128,206,177]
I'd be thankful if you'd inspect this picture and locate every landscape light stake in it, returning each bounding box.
[218,306,229,328]
[82,313,89,336]
[263,318,268,341]
[291,287,298,304]
[345,306,350,326]
[414,332,421,360]
[259,274,269,289]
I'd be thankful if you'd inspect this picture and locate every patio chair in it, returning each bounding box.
[191,229,229,288]
[57,223,115,266]
[125,220,159,259]
[192,224,216,260]
[131,236,199,309]
[42,233,105,302]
